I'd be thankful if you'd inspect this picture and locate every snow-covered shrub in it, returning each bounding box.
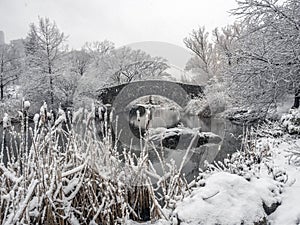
[0,97,21,119]
[281,108,300,134]
[205,82,227,116]
[184,97,211,117]
[206,127,269,180]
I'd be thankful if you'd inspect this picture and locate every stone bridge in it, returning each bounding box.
[97,80,205,107]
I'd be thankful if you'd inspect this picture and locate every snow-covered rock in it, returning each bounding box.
[174,172,281,225]
[147,127,222,149]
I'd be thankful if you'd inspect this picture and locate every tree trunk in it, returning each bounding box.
[0,64,3,100]
[0,83,3,100]
[50,74,54,106]
[292,89,300,109]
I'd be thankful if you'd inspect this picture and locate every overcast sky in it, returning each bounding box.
[0,0,237,49]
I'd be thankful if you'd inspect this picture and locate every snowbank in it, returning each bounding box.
[174,172,280,225]
[264,136,300,224]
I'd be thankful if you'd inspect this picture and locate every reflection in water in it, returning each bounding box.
[147,114,243,182]
[122,109,243,182]
[180,115,243,181]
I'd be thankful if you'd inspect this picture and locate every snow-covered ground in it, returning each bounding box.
[127,114,300,225]
[266,136,300,225]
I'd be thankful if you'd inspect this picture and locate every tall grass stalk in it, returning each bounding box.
[0,103,193,224]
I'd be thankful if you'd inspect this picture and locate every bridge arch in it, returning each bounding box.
[97,80,205,107]
[97,80,206,150]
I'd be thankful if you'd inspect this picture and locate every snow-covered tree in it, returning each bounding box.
[184,27,219,83]
[105,47,169,85]
[83,40,115,66]
[0,43,22,100]
[213,24,243,68]
[24,17,67,107]
[74,46,169,107]
[69,49,91,76]
[227,0,300,111]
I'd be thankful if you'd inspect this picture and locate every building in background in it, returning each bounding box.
[0,30,5,45]
[11,39,25,56]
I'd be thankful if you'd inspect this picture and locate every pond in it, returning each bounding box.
[0,112,244,183]
[178,115,243,181]
[113,106,244,182]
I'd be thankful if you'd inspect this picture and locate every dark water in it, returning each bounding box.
[145,115,244,182]
[112,109,244,182]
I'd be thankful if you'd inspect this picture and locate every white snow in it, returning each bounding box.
[54,107,66,127]
[147,127,221,144]
[24,100,31,110]
[2,113,10,128]
[265,137,300,225]
[61,164,85,177]
[0,165,21,183]
[173,172,279,225]
[33,113,39,124]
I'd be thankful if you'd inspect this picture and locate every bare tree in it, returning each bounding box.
[102,47,169,85]
[0,43,22,100]
[184,27,216,81]
[83,40,114,66]
[70,50,91,76]
[74,46,169,106]
[24,17,66,106]
[213,24,243,67]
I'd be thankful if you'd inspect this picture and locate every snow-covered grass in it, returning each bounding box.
[0,102,193,224]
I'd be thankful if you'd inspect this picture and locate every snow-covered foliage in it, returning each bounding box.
[0,44,22,101]
[171,124,290,225]
[184,78,228,117]
[0,97,22,119]
[184,97,210,117]
[226,0,300,111]
[281,108,300,134]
